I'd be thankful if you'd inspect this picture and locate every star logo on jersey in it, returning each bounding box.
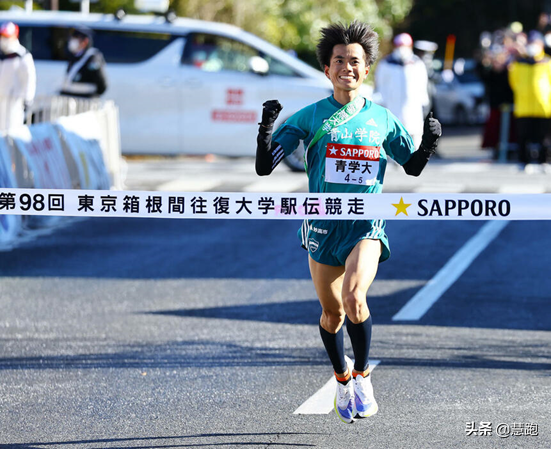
[392,197,412,216]
[366,118,378,127]
[328,146,338,156]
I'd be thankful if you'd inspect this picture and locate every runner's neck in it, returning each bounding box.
[333,90,361,106]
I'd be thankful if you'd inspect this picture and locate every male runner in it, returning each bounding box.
[255,22,441,424]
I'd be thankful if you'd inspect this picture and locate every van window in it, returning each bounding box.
[261,54,301,77]
[18,25,68,61]
[93,30,175,63]
[18,25,175,63]
[183,34,258,73]
[183,33,300,77]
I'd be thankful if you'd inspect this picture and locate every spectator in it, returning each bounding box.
[508,30,551,172]
[476,46,515,157]
[536,12,551,55]
[0,21,36,130]
[413,40,438,117]
[60,27,107,98]
[374,33,429,148]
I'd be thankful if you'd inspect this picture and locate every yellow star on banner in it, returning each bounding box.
[392,197,412,216]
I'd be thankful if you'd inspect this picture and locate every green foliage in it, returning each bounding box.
[90,0,139,15]
[0,1,27,12]
[1,0,412,64]
[171,0,412,64]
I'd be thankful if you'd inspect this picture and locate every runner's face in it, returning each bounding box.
[324,44,369,93]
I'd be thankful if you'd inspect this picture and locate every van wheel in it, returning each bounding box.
[283,142,306,172]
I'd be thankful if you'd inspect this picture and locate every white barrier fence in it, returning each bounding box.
[0,100,122,246]
[1,190,551,221]
[26,95,105,124]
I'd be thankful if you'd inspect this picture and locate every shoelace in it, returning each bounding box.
[337,382,354,408]
[354,375,373,399]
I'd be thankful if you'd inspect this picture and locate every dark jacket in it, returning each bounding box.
[60,47,107,98]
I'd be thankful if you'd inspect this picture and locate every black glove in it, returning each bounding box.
[260,100,282,128]
[421,112,442,153]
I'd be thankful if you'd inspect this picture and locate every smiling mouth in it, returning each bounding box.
[339,75,355,80]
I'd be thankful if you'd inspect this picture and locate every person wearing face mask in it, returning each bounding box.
[508,30,551,172]
[60,27,107,98]
[374,33,429,148]
[0,21,36,131]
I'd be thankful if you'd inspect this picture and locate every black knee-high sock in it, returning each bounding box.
[346,315,372,373]
[319,323,347,375]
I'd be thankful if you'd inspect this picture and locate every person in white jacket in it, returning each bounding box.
[0,21,36,131]
[374,33,429,148]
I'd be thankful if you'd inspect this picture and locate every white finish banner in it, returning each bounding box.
[1,189,551,220]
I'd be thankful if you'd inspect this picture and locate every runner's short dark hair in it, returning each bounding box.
[316,21,379,69]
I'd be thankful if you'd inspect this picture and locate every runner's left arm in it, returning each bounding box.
[256,100,284,176]
[403,112,442,176]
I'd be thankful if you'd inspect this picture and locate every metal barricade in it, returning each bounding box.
[25,95,104,124]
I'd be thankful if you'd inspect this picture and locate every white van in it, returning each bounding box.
[0,10,339,170]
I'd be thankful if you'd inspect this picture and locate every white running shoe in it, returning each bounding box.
[354,371,378,418]
[334,356,355,424]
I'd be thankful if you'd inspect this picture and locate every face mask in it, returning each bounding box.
[393,46,413,60]
[0,37,17,54]
[526,44,541,57]
[67,38,81,54]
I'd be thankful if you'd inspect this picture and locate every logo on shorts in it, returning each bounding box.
[308,238,320,253]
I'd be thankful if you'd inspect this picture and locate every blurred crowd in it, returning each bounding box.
[0,22,106,131]
[476,13,551,172]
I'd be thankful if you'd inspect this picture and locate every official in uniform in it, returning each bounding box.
[374,33,430,148]
[0,21,36,130]
[60,27,107,98]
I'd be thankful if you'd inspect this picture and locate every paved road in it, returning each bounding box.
[1,127,550,448]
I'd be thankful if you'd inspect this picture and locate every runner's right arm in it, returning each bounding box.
[256,100,284,176]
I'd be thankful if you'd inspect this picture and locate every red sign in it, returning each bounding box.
[226,89,244,105]
[212,110,257,122]
[326,143,381,161]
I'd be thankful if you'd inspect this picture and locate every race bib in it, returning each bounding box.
[325,143,380,185]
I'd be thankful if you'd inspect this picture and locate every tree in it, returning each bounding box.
[1,0,413,65]
[172,0,413,66]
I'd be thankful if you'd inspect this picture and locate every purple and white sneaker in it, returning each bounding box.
[354,371,378,418]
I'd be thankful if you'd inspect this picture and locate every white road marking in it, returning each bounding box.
[498,185,546,194]
[157,179,222,192]
[293,360,380,415]
[392,220,509,321]
[440,163,490,173]
[413,183,465,193]
[243,177,307,193]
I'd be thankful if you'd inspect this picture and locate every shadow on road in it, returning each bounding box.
[0,218,311,280]
[0,337,548,373]
[1,433,323,448]
[0,340,327,370]
[148,299,323,325]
